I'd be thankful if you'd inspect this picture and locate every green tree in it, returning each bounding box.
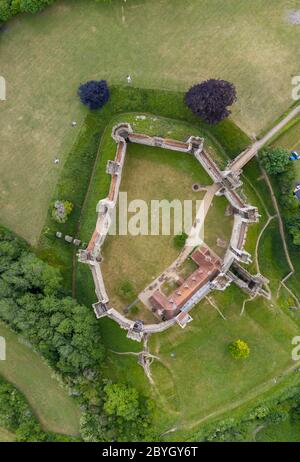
[0,0,13,21]
[0,377,45,441]
[117,280,135,302]
[20,0,53,14]
[104,383,139,421]
[0,225,158,441]
[280,192,299,212]
[287,216,300,246]
[260,146,290,175]
[80,412,110,442]
[228,339,250,359]
[173,232,188,249]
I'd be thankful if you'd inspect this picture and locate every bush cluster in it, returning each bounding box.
[0,226,156,441]
[0,0,111,22]
[260,146,300,245]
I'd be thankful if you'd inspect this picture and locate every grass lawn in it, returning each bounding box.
[1,0,299,243]
[256,418,300,442]
[149,288,298,437]
[273,116,300,181]
[0,427,15,442]
[204,195,233,258]
[74,111,300,439]
[0,323,81,436]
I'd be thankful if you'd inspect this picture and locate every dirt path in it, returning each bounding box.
[231,104,300,172]
[258,165,300,307]
[252,424,266,442]
[261,167,294,273]
[205,295,227,320]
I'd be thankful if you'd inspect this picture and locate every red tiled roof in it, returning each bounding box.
[149,246,221,314]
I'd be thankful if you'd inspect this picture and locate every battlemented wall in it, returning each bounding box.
[78,122,267,342]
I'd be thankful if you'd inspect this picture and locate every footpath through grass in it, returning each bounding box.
[256,418,300,442]
[0,323,80,436]
[0,427,15,442]
[70,107,300,438]
[261,117,300,303]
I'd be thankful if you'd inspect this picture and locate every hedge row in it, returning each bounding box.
[0,0,110,22]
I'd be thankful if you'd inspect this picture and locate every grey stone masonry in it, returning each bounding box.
[78,120,268,344]
[106,160,121,175]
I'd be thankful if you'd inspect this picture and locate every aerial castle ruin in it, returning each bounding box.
[78,122,268,342]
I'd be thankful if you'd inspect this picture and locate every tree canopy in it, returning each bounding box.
[0,226,156,441]
[104,383,140,421]
[0,0,111,22]
[260,146,290,175]
[0,377,45,442]
[228,339,250,359]
[287,216,300,246]
[173,232,188,249]
[0,226,104,376]
[185,79,237,125]
[78,80,110,110]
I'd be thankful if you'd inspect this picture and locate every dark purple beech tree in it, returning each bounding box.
[78,80,110,110]
[185,79,237,125]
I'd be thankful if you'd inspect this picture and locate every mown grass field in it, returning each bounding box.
[74,111,300,439]
[0,323,80,436]
[256,418,300,442]
[1,0,300,243]
[0,427,15,442]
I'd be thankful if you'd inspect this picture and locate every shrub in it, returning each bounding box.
[104,383,139,421]
[287,216,300,246]
[78,80,110,110]
[228,339,250,359]
[280,192,299,212]
[51,200,73,224]
[173,232,188,249]
[117,280,135,302]
[277,164,297,194]
[20,0,54,14]
[0,0,13,20]
[0,0,114,23]
[185,79,237,125]
[130,305,139,315]
[247,404,270,421]
[260,146,290,175]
